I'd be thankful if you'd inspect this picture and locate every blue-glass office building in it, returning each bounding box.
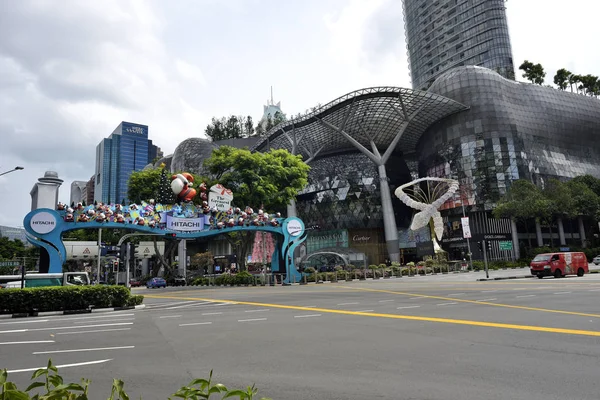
[94,122,158,204]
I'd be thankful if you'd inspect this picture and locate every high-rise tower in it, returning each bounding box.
[94,122,159,204]
[402,0,515,90]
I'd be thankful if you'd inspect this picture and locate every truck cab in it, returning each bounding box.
[530,252,588,279]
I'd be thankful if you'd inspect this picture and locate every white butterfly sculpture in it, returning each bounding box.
[394,178,459,241]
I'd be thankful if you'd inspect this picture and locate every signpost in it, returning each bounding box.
[499,241,513,251]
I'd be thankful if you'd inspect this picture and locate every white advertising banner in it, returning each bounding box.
[461,217,472,239]
[166,215,205,231]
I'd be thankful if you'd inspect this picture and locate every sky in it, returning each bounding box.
[1,0,599,228]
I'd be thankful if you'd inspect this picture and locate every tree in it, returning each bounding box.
[519,60,546,85]
[553,68,571,90]
[156,165,175,204]
[127,167,162,204]
[205,115,255,141]
[493,180,551,247]
[579,74,600,97]
[568,73,579,93]
[203,146,310,269]
[190,251,213,273]
[255,111,286,137]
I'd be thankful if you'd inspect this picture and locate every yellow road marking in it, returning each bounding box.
[336,286,600,318]
[144,294,600,337]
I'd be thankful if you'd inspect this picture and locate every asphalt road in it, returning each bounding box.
[2,275,600,399]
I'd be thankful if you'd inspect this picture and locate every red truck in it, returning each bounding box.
[530,252,588,279]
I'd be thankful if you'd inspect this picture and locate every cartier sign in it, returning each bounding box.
[352,235,371,243]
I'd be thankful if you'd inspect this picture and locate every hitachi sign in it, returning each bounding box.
[171,221,202,228]
[32,221,55,225]
[29,211,58,234]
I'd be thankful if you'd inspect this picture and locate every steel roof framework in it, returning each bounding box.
[252,87,468,262]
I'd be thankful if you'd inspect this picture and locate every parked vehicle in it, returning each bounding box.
[530,252,588,279]
[593,255,600,266]
[146,277,167,288]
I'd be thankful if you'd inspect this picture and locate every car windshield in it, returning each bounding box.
[532,255,551,262]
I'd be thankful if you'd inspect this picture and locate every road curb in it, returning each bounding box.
[477,275,534,282]
[0,304,145,320]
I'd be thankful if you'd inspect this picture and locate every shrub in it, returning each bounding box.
[425,259,434,268]
[406,262,415,268]
[234,271,253,285]
[0,359,269,399]
[0,285,142,314]
[126,295,144,306]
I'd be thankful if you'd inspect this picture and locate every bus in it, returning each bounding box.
[0,272,90,289]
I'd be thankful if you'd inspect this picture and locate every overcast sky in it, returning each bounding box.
[1,0,598,228]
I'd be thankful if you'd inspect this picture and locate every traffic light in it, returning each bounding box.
[112,260,119,273]
[119,243,128,262]
[477,241,483,252]
[131,242,139,259]
[165,233,177,238]
[487,241,492,251]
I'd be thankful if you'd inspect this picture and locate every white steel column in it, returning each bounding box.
[578,216,587,248]
[511,218,520,260]
[535,219,544,247]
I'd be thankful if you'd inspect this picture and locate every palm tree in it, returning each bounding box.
[553,68,571,90]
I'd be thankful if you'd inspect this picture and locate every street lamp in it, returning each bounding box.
[0,166,24,177]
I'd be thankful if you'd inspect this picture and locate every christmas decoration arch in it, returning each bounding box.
[23,180,307,284]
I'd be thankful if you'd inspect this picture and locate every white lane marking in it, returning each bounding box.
[409,297,422,300]
[33,345,135,355]
[294,314,322,318]
[397,306,421,310]
[74,318,134,324]
[238,318,267,322]
[353,309,375,313]
[0,341,55,345]
[166,301,213,310]
[378,300,394,303]
[516,295,536,298]
[147,301,194,308]
[0,320,50,325]
[447,293,465,296]
[244,309,269,313]
[179,322,213,327]
[50,313,135,322]
[201,312,223,316]
[553,292,572,295]
[481,290,498,293]
[56,328,131,335]
[0,322,134,334]
[159,315,182,319]
[7,359,112,373]
[189,302,233,308]
[337,302,359,306]
[436,302,457,306]
[477,298,497,302]
[589,289,600,292]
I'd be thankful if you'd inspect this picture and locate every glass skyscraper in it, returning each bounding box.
[402,0,515,90]
[94,122,159,204]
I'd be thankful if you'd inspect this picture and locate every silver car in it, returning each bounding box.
[593,255,600,265]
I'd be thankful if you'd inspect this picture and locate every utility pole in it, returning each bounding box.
[96,228,102,284]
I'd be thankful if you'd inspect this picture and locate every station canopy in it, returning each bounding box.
[251,86,468,160]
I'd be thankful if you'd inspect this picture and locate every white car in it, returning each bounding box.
[593,256,600,265]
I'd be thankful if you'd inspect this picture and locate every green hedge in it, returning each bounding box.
[0,286,144,314]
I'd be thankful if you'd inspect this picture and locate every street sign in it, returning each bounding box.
[560,247,570,252]
[499,241,513,251]
[416,241,435,257]
[0,261,19,267]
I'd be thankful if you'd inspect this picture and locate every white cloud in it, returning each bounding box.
[175,59,207,86]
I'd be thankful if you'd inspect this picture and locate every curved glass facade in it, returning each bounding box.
[420,66,600,212]
[402,0,515,90]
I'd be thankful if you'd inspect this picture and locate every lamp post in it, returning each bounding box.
[0,166,24,177]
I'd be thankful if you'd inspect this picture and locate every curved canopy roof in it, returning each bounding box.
[251,86,468,161]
